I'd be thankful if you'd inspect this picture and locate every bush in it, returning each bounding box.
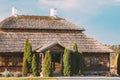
[117,53,120,76]
[78,52,85,75]
[63,48,71,76]
[22,38,33,76]
[72,42,79,74]
[32,53,39,76]
[22,59,28,76]
[42,50,52,77]
[14,72,23,77]
[2,69,13,77]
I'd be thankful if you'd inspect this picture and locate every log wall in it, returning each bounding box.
[83,53,110,71]
[0,53,23,72]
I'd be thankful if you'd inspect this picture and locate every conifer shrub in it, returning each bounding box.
[22,38,33,76]
[27,42,33,73]
[72,42,79,74]
[78,52,85,75]
[72,42,85,75]
[42,50,52,77]
[32,53,39,76]
[63,48,71,76]
[22,59,28,76]
[117,53,120,76]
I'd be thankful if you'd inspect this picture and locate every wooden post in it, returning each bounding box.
[40,53,44,77]
[60,53,63,74]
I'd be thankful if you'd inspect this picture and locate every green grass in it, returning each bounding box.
[0,77,57,80]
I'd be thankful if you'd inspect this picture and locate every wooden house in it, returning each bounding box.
[0,15,112,75]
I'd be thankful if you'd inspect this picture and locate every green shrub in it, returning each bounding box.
[2,69,13,77]
[14,72,23,77]
[63,48,71,76]
[42,50,52,77]
[22,38,33,76]
[32,53,39,76]
[117,53,120,76]
[78,52,85,75]
[22,59,28,76]
[72,42,79,74]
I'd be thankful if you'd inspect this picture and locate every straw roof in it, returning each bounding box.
[0,15,112,53]
[0,15,85,31]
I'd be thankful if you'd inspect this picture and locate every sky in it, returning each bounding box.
[0,0,120,45]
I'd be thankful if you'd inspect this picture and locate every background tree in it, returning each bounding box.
[63,48,71,76]
[117,52,120,76]
[78,52,85,75]
[32,53,39,76]
[42,50,52,77]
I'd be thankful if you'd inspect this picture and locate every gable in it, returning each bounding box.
[50,44,64,50]
[36,42,65,53]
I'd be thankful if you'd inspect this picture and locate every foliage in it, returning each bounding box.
[117,52,120,76]
[24,38,29,59]
[2,69,13,77]
[32,53,39,76]
[63,48,71,76]
[72,42,79,74]
[106,45,120,65]
[14,72,23,77]
[111,45,120,53]
[73,42,78,52]
[26,42,33,73]
[0,77,57,80]
[42,50,52,77]
[78,52,85,75]
[22,38,33,76]
[22,59,28,76]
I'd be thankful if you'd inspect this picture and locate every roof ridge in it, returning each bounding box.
[16,15,65,20]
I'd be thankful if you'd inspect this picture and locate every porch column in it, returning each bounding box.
[60,53,63,71]
[40,53,44,77]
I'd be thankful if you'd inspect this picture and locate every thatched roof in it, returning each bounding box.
[0,15,112,53]
[0,15,85,31]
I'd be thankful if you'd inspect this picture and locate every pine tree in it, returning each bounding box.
[42,50,52,77]
[72,42,78,74]
[63,48,71,76]
[78,52,85,75]
[22,59,28,76]
[32,53,39,76]
[117,52,120,76]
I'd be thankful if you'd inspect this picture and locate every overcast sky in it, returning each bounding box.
[0,0,120,45]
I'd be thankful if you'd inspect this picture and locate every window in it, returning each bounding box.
[90,57,99,66]
[8,57,19,67]
[13,58,19,66]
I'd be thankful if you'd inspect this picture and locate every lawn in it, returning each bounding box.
[0,77,57,80]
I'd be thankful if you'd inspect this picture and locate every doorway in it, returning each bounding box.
[52,54,62,75]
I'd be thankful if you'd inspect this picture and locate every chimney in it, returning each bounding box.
[50,8,57,17]
[12,7,17,16]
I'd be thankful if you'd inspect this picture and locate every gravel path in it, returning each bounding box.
[56,77,120,80]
